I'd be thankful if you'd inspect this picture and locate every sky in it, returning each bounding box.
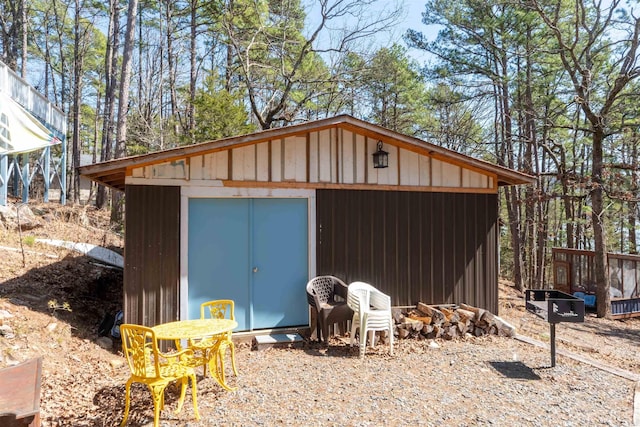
[392,0,439,63]
[304,0,439,66]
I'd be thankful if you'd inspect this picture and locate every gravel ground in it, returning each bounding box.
[87,334,636,427]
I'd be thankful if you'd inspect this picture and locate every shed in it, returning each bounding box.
[79,115,534,332]
[552,247,640,318]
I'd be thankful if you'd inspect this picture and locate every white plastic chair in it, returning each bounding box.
[347,281,394,358]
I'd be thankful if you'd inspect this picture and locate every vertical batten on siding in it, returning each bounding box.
[206,153,214,179]
[256,142,269,181]
[399,149,409,185]
[462,168,471,187]
[373,144,395,185]
[396,146,401,186]
[306,133,310,183]
[271,139,282,182]
[366,138,376,184]
[377,146,390,185]
[441,162,461,187]
[294,136,306,181]
[400,149,421,186]
[462,168,486,188]
[309,132,319,182]
[419,154,430,186]
[318,130,331,182]
[389,146,399,184]
[231,146,243,180]
[190,156,202,180]
[216,151,231,179]
[246,145,256,180]
[268,140,272,182]
[227,148,233,180]
[212,151,228,180]
[341,130,355,184]
[334,128,340,183]
[355,133,365,183]
[283,136,297,181]
[431,158,442,186]
[352,132,358,184]
[337,129,343,183]
[204,153,214,180]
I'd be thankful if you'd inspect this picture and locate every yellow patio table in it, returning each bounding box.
[152,318,238,390]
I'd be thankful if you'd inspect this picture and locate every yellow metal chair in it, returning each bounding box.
[188,300,238,389]
[120,324,200,427]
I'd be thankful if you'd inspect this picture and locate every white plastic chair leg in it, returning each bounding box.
[349,320,358,346]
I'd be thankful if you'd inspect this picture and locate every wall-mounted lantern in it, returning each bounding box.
[372,140,388,169]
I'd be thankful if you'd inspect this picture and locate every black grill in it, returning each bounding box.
[525,289,585,367]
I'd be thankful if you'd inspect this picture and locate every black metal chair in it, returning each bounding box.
[306,276,353,343]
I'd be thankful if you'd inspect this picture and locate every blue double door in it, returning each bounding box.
[188,198,309,331]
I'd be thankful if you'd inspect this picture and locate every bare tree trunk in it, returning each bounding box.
[224,0,234,92]
[92,93,101,164]
[629,206,638,254]
[97,0,120,209]
[138,2,143,105]
[628,138,638,254]
[71,0,84,204]
[158,2,165,151]
[51,0,69,196]
[497,50,525,291]
[561,131,575,248]
[0,0,20,70]
[116,0,138,159]
[112,0,138,222]
[165,1,182,136]
[43,16,50,99]
[20,0,26,78]
[506,187,525,291]
[189,0,198,143]
[523,29,548,288]
[523,110,535,288]
[592,127,610,317]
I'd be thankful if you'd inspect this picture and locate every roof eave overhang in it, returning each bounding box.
[78,115,535,191]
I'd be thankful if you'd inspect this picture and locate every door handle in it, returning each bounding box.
[253,267,259,273]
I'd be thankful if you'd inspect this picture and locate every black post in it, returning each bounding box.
[550,322,556,367]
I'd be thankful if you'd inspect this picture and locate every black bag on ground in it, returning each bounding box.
[98,312,115,337]
[110,310,124,339]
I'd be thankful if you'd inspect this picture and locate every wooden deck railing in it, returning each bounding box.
[0,60,67,206]
[0,60,66,138]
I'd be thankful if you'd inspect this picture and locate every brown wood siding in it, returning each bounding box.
[124,185,180,326]
[316,190,499,313]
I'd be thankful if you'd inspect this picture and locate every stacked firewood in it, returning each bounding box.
[393,302,516,340]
